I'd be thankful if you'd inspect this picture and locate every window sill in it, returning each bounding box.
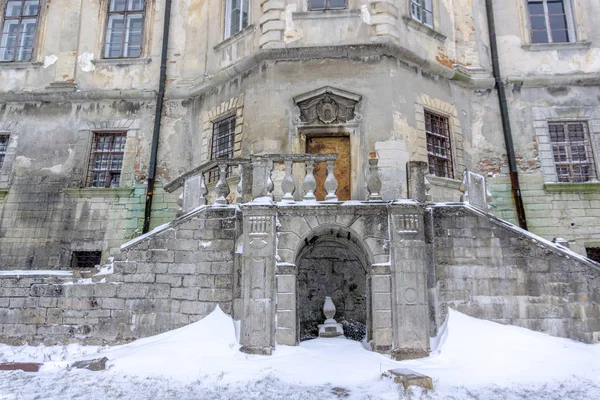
[214,24,255,51]
[522,41,591,52]
[402,16,446,42]
[92,57,152,67]
[427,175,462,190]
[292,9,361,20]
[544,182,600,193]
[0,61,43,69]
[64,187,134,198]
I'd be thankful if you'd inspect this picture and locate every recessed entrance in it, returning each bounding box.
[296,231,369,342]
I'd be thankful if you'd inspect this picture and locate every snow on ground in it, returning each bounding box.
[1,308,599,400]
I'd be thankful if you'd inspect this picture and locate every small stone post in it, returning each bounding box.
[367,158,383,201]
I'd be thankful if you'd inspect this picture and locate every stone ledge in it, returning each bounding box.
[427,175,462,190]
[522,41,591,52]
[214,25,256,51]
[293,9,361,20]
[543,182,600,193]
[92,57,152,67]
[63,188,135,199]
[402,16,446,42]
[0,61,43,69]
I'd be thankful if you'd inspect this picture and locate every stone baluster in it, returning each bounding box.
[199,172,207,206]
[324,160,338,201]
[303,160,317,201]
[266,159,274,200]
[367,158,383,201]
[236,163,244,204]
[281,159,295,202]
[214,162,230,205]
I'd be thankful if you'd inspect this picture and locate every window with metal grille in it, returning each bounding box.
[549,121,597,183]
[411,0,433,27]
[425,110,454,178]
[209,115,236,182]
[224,0,249,39]
[0,134,9,168]
[308,0,346,11]
[86,132,126,188]
[0,0,40,62]
[586,247,600,264]
[104,0,145,58]
[528,0,573,43]
[71,251,102,269]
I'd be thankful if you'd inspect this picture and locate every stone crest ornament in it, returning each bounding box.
[294,86,361,125]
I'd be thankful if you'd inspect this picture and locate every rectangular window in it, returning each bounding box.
[224,0,249,39]
[71,251,102,269]
[86,132,126,188]
[549,121,597,183]
[425,110,454,178]
[104,0,145,58]
[0,0,40,62]
[411,0,433,27]
[209,115,236,182]
[0,134,9,168]
[308,0,346,11]
[528,0,572,43]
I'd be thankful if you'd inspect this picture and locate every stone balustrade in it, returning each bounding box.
[164,154,383,213]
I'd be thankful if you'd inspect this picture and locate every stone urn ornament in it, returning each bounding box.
[318,296,344,338]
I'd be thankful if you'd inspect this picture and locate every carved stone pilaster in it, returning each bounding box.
[259,0,285,48]
[240,206,277,355]
[369,1,400,42]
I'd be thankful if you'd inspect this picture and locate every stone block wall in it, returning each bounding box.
[434,204,600,343]
[0,206,239,345]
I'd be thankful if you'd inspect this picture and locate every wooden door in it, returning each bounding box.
[306,136,351,201]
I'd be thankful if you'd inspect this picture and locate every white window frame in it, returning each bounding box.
[0,0,41,62]
[526,0,576,44]
[224,0,249,40]
[410,0,433,28]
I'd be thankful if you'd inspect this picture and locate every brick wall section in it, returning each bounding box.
[0,206,238,345]
[434,204,600,343]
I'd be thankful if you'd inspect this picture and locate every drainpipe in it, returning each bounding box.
[143,0,173,233]
[484,0,528,230]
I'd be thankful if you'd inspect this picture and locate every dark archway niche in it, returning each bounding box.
[296,231,370,342]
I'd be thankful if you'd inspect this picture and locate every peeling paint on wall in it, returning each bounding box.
[77,53,96,72]
[43,55,58,69]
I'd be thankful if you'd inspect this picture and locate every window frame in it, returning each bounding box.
[208,114,236,182]
[0,133,9,168]
[103,0,146,59]
[85,131,127,189]
[224,0,249,40]
[0,0,41,62]
[308,0,347,11]
[526,0,576,44]
[410,0,433,28]
[548,121,597,183]
[424,109,454,179]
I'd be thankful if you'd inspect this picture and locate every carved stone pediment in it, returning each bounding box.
[294,87,361,125]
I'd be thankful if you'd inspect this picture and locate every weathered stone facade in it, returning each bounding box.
[0,0,599,358]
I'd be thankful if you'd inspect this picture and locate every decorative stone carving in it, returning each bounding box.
[294,87,362,125]
[395,214,420,233]
[460,169,492,212]
[318,296,344,338]
[248,216,269,250]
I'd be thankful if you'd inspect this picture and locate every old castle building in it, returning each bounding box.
[0,1,599,356]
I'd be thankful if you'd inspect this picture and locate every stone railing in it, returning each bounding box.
[164,154,383,213]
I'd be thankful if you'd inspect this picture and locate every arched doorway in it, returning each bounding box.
[295,228,370,342]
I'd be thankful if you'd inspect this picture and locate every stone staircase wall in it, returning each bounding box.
[434,204,600,343]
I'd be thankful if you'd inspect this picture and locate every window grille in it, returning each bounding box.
[104,0,145,58]
[0,0,40,62]
[209,115,236,182]
[0,135,9,168]
[528,0,571,43]
[86,132,126,188]
[71,251,102,269]
[425,110,454,179]
[410,0,433,27]
[224,0,249,39]
[549,121,597,183]
[308,0,346,11]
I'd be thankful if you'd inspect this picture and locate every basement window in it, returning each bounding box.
[86,132,126,188]
[0,134,8,168]
[425,110,454,179]
[71,251,102,269]
[549,121,597,183]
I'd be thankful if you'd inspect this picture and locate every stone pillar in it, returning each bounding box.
[259,0,285,48]
[369,1,400,42]
[275,264,296,345]
[239,205,277,355]
[389,205,430,360]
[371,264,393,352]
[407,161,428,203]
